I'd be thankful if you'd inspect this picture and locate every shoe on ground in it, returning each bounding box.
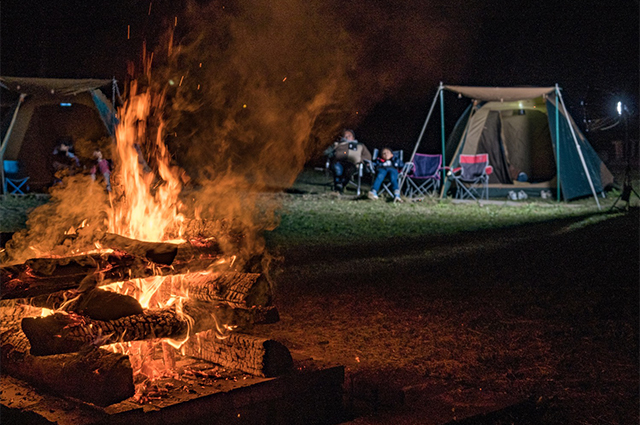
[367,191,379,200]
[517,190,528,200]
[508,190,518,201]
[394,196,404,203]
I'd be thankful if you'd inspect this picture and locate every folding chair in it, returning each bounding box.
[325,157,366,195]
[371,148,405,197]
[404,154,443,198]
[448,154,493,200]
[3,160,30,195]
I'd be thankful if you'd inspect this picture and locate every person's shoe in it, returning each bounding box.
[367,191,379,200]
[394,196,404,203]
[517,190,528,200]
[508,190,518,201]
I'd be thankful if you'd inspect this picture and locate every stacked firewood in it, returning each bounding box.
[0,233,291,406]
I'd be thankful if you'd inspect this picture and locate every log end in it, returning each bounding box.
[262,339,293,378]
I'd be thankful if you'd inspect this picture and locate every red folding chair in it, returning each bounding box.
[448,154,493,200]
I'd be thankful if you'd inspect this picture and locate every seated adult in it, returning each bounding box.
[324,129,371,193]
[368,147,404,202]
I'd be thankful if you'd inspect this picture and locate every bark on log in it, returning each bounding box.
[180,330,293,377]
[158,271,272,308]
[21,301,279,356]
[1,325,134,406]
[0,252,158,300]
[99,233,223,265]
[1,288,143,321]
[1,254,264,304]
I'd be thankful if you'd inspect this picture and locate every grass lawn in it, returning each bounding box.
[1,168,638,424]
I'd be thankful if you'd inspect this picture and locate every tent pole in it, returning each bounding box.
[555,87,560,202]
[399,82,443,191]
[555,84,601,210]
[0,94,26,195]
[439,85,446,183]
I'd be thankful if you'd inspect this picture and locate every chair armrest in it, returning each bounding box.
[448,167,462,176]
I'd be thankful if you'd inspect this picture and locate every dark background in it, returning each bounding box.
[1,0,638,156]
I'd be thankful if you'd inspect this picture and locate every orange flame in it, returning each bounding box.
[109,81,186,242]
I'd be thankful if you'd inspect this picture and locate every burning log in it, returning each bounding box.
[1,288,143,321]
[22,308,189,356]
[20,301,275,356]
[0,252,155,300]
[99,233,223,265]
[1,325,134,406]
[1,253,270,309]
[180,330,293,377]
[0,304,42,330]
[159,271,273,308]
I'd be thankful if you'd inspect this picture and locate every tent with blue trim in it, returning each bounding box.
[0,77,117,193]
[406,85,615,207]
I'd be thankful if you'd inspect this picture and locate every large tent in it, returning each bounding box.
[0,77,117,193]
[406,84,614,207]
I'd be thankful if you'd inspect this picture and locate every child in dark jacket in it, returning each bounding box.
[368,148,404,202]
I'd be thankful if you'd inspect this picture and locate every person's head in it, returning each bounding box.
[93,150,103,160]
[342,129,355,141]
[381,148,393,160]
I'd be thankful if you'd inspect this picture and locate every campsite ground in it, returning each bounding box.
[0,168,638,424]
[259,169,639,424]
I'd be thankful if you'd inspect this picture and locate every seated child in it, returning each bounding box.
[368,148,404,202]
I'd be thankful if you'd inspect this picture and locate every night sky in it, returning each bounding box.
[1,0,638,154]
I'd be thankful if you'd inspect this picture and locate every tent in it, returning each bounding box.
[0,77,118,193]
[405,84,614,208]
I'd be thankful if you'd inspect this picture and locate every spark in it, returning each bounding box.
[127,25,130,40]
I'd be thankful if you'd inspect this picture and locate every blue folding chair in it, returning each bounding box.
[3,160,30,195]
[370,148,406,198]
[404,154,443,198]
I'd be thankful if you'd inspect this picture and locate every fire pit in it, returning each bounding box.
[0,232,345,424]
[0,82,345,423]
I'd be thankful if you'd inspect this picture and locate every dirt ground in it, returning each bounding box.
[258,207,639,424]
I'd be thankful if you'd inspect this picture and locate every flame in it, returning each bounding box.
[109,81,186,243]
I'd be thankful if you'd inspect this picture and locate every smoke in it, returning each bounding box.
[1,0,478,267]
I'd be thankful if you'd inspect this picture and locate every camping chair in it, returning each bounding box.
[448,154,493,200]
[370,149,406,197]
[404,154,443,198]
[325,157,366,195]
[3,160,29,195]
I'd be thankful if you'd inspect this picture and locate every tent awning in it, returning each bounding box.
[444,86,556,102]
[0,77,112,96]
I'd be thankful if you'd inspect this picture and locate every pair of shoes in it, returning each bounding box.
[367,191,379,200]
[517,190,528,200]
[540,190,552,199]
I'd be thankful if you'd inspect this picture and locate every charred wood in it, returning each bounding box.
[1,288,143,321]
[159,271,272,308]
[1,325,134,406]
[21,301,279,356]
[99,233,223,265]
[180,330,293,377]
[0,252,159,300]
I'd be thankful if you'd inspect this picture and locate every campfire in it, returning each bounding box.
[0,82,295,410]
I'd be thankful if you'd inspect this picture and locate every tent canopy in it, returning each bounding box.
[0,77,113,97]
[408,84,614,206]
[1,77,116,193]
[444,86,556,102]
